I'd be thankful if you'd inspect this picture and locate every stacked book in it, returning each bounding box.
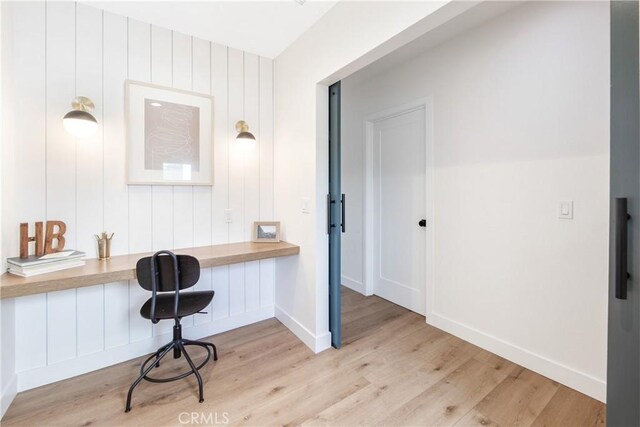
[7,250,86,277]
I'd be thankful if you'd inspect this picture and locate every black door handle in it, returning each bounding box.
[327,194,337,234]
[419,219,426,227]
[341,194,346,233]
[327,194,332,235]
[615,198,631,299]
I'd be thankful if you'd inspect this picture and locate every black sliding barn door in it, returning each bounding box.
[607,1,640,425]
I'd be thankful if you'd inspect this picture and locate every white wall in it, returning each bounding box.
[341,1,609,401]
[273,0,477,351]
[0,3,17,418]
[1,1,275,401]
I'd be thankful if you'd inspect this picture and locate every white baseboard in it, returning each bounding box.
[341,275,365,295]
[17,306,275,392]
[1,373,17,419]
[275,305,331,353]
[428,312,606,403]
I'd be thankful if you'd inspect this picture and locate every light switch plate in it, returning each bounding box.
[224,209,233,223]
[302,197,311,214]
[558,200,573,219]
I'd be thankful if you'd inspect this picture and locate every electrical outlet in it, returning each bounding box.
[224,209,232,223]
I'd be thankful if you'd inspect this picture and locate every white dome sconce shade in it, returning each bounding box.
[63,96,98,138]
[235,120,256,148]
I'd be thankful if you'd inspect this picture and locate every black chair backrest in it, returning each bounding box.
[136,252,200,292]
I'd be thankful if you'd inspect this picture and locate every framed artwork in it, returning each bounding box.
[252,222,281,243]
[125,80,214,185]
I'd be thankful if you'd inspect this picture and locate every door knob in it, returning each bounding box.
[419,219,426,227]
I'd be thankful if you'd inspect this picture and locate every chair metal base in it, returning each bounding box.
[125,324,218,412]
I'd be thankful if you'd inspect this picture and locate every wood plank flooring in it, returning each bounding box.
[2,287,605,426]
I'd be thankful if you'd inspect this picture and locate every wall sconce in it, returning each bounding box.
[63,96,98,138]
[235,120,256,148]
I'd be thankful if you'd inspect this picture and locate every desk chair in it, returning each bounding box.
[125,250,217,412]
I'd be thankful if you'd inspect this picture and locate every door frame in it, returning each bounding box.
[363,97,435,317]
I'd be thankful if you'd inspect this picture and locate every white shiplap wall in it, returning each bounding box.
[3,2,276,391]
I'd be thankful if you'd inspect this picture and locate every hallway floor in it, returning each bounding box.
[2,287,605,426]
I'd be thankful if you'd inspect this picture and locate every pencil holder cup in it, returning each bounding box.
[95,232,114,260]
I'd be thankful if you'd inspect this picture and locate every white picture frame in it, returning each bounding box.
[252,222,281,243]
[125,80,215,185]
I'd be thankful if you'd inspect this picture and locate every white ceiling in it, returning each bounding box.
[349,1,522,83]
[85,1,337,58]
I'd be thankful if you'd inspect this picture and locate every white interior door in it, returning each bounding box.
[373,107,426,315]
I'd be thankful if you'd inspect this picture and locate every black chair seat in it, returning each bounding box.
[140,291,214,320]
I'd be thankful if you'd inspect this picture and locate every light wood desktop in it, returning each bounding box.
[0,241,299,299]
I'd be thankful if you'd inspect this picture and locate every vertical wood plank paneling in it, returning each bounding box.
[172,32,192,90]
[259,57,275,307]
[102,12,131,349]
[15,295,47,372]
[127,19,152,256]
[128,20,150,81]
[243,53,261,312]
[127,19,152,342]
[127,189,152,254]
[193,37,213,326]
[75,4,103,257]
[228,48,244,243]
[8,2,276,386]
[172,32,194,251]
[212,266,230,319]
[228,264,245,316]
[193,38,212,248]
[47,289,77,364]
[194,187,212,247]
[150,26,172,86]
[45,1,77,365]
[211,43,229,245]
[227,48,245,315]
[74,4,105,357]
[259,57,274,220]
[245,260,260,312]
[104,281,129,348]
[151,186,173,250]
[76,285,104,356]
[10,1,48,373]
[103,11,128,256]
[150,26,174,256]
[260,258,275,307]
[46,1,76,247]
[210,43,230,319]
[243,53,260,240]
[4,1,47,257]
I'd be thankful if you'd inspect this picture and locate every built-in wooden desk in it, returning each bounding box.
[0,241,299,299]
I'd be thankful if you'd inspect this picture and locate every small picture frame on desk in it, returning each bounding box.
[252,222,281,243]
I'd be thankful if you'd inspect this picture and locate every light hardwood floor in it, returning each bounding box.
[2,287,605,426]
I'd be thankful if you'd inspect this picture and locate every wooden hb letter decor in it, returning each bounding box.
[19,220,67,258]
